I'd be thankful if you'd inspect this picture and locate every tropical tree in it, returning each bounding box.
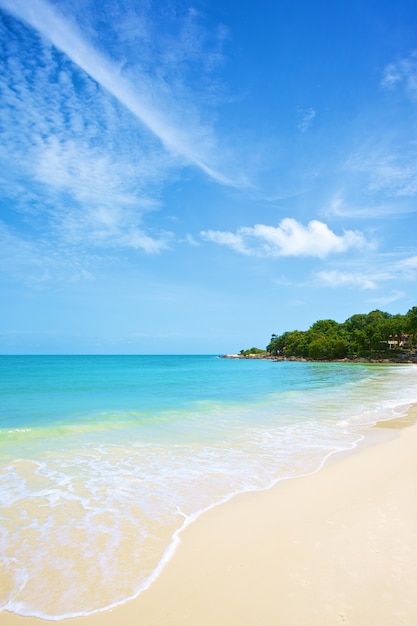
[309,319,340,335]
[263,307,416,361]
[405,306,417,348]
[266,331,291,355]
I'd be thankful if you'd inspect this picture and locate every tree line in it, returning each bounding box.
[263,307,417,361]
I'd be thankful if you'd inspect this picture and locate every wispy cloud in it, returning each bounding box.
[0,221,96,285]
[0,72,173,254]
[316,270,378,290]
[323,191,414,219]
[32,137,173,253]
[0,0,234,185]
[396,255,417,275]
[366,155,417,197]
[367,291,406,306]
[201,218,368,258]
[381,50,417,98]
[0,0,224,183]
[316,254,417,291]
[341,143,417,212]
[297,107,316,132]
[325,52,417,218]
[201,230,249,255]
[0,0,242,280]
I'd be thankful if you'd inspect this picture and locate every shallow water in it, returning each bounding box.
[1,356,417,618]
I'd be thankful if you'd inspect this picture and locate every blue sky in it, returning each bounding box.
[1,0,417,354]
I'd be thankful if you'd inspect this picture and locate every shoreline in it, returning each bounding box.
[3,406,417,625]
[221,353,417,364]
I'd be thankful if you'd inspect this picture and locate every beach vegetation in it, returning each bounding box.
[405,306,417,346]
[265,307,417,361]
[239,347,267,356]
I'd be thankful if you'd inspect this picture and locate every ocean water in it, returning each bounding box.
[1,355,417,619]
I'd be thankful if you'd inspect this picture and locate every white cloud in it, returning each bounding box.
[345,145,417,202]
[398,255,417,269]
[316,254,417,292]
[29,137,172,252]
[0,116,172,253]
[0,0,250,272]
[396,255,417,280]
[0,6,198,258]
[53,203,172,254]
[184,234,201,247]
[202,218,367,258]
[381,50,417,97]
[0,0,235,186]
[34,137,157,208]
[297,107,316,132]
[367,156,417,197]
[201,230,249,255]
[323,192,403,219]
[316,270,378,290]
[0,221,96,285]
[367,291,406,306]
[342,55,417,205]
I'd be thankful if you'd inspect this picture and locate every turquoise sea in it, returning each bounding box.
[1,355,417,619]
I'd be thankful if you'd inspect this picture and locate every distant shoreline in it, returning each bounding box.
[220,353,417,364]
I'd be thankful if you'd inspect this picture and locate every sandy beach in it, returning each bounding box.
[3,409,417,626]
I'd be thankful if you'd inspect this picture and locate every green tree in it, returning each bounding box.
[309,319,340,335]
[284,330,309,356]
[405,306,417,348]
[240,347,266,355]
[308,337,328,360]
[264,306,415,361]
[348,329,367,356]
[266,332,291,355]
[344,313,368,333]
[379,315,406,352]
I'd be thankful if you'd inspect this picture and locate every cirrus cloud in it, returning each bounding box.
[297,107,316,132]
[0,0,236,186]
[315,253,417,292]
[316,270,378,290]
[381,50,417,98]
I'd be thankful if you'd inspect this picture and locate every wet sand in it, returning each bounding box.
[3,409,417,626]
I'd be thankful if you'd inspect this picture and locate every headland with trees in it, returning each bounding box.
[233,306,417,362]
